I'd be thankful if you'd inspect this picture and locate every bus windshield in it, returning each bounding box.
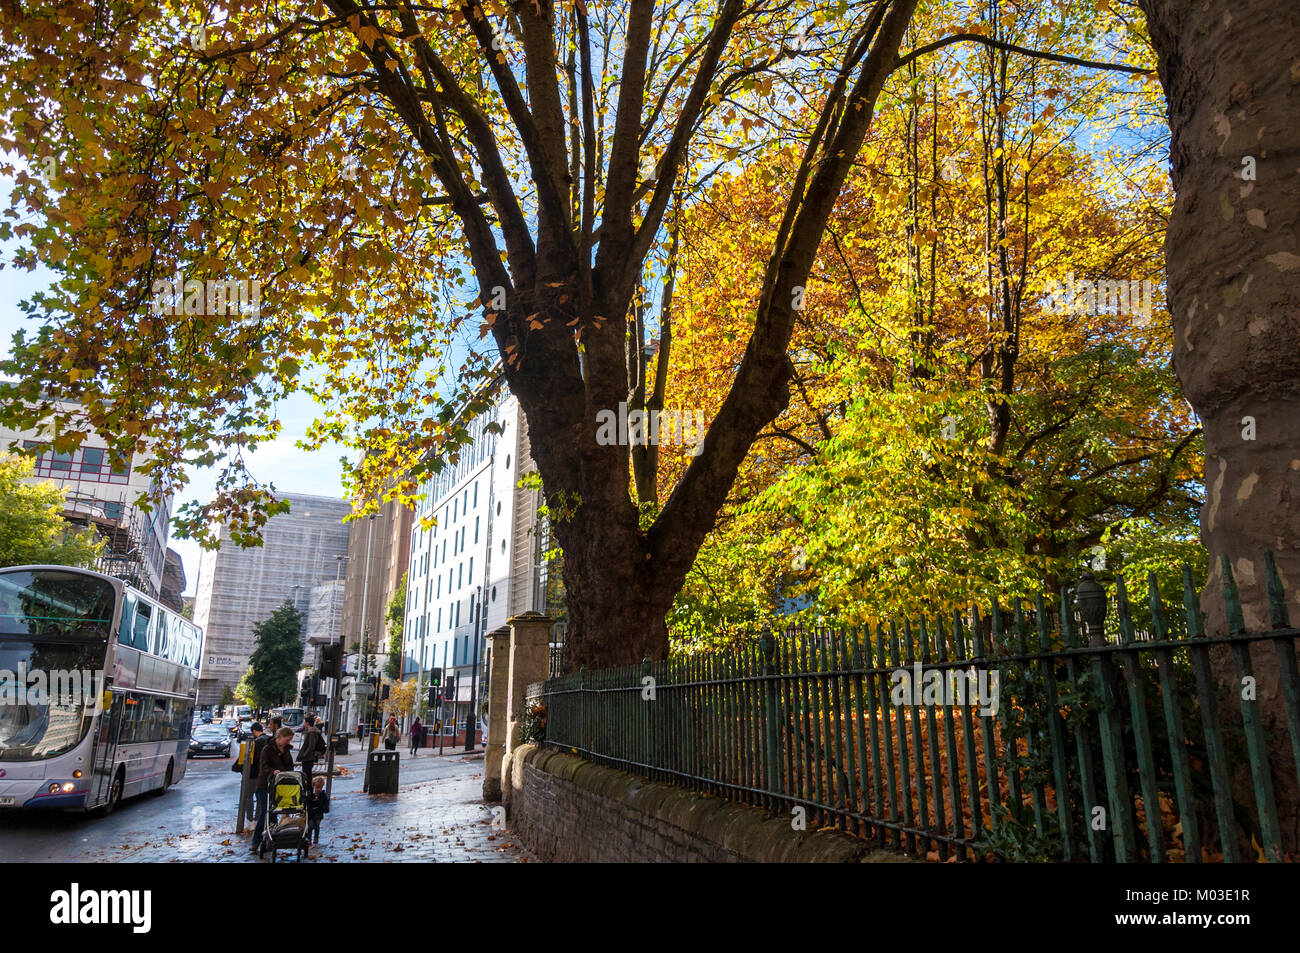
[0,570,113,761]
[0,639,105,761]
[273,707,304,728]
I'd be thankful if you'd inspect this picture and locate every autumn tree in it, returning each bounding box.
[662,2,1199,629]
[0,0,928,668]
[1,0,1292,677]
[0,452,104,569]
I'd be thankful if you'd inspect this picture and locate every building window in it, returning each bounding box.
[469,557,473,582]
[491,586,497,602]
[80,447,105,475]
[474,516,479,544]
[458,564,462,589]
[473,481,478,506]
[496,501,501,516]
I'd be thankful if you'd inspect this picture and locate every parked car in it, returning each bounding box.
[189,724,232,759]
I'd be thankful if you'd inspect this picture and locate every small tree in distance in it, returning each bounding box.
[245,599,305,708]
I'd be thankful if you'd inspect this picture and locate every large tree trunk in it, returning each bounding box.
[1140,0,1300,853]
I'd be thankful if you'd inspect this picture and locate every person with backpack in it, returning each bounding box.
[298,715,324,787]
[383,715,399,750]
[409,716,423,757]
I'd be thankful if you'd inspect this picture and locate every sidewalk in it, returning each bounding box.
[97,747,535,863]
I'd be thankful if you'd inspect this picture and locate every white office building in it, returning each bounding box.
[401,389,560,741]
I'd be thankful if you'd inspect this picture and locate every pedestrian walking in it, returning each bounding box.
[252,727,295,851]
[383,715,399,750]
[298,715,324,787]
[304,775,330,845]
[409,716,423,756]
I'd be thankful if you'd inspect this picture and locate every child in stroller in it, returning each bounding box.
[259,770,310,862]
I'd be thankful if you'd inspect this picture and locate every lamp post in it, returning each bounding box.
[328,555,348,733]
[1076,572,1108,646]
[357,513,377,734]
[465,585,482,752]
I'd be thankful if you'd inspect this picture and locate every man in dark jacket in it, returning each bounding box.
[238,722,268,822]
[252,727,296,851]
[298,715,324,787]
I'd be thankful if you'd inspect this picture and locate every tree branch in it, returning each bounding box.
[894,33,1155,77]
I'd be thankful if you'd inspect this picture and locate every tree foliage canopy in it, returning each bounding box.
[0,0,1172,663]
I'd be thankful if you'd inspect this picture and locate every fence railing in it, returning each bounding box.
[530,556,1300,862]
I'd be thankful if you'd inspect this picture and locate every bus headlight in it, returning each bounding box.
[61,782,75,793]
[48,783,60,794]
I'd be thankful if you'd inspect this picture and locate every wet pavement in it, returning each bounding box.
[0,746,534,863]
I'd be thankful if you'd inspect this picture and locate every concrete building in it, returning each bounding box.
[0,399,174,598]
[192,492,350,704]
[337,493,412,731]
[340,495,413,656]
[401,388,562,744]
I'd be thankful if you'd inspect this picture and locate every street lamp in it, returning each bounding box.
[357,513,377,734]
[1076,572,1108,645]
[465,585,482,752]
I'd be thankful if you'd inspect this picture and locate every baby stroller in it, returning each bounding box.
[259,771,309,862]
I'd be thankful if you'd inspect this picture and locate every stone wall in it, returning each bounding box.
[505,744,914,863]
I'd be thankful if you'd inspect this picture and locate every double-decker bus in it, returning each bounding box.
[0,565,202,813]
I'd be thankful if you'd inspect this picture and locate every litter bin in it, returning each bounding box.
[331,731,349,756]
[364,749,399,794]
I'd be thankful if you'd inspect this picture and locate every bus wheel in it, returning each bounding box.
[98,768,124,817]
[153,760,173,796]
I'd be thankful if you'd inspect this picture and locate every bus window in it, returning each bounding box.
[130,602,153,652]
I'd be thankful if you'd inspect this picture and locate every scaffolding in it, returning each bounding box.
[61,496,155,596]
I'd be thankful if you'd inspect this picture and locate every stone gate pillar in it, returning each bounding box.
[505,612,553,760]
[482,625,512,802]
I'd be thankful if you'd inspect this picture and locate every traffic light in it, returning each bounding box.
[427,686,440,708]
[321,642,342,681]
[444,673,457,697]
[380,682,390,701]
[430,667,442,688]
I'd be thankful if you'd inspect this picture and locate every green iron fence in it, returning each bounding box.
[529,556,1300,862]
